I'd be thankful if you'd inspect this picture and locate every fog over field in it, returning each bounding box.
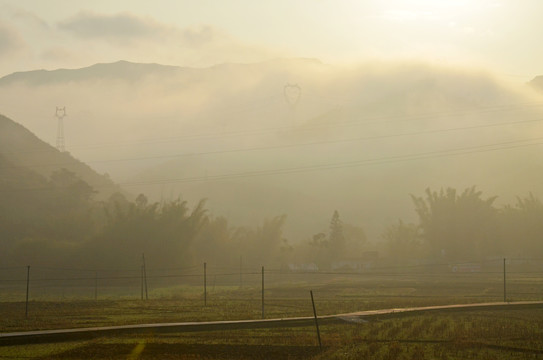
[1,1,543,271]
[4,4,543,359]
[1,59,543,241]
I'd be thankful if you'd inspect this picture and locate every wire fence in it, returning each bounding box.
[1,258,542,318]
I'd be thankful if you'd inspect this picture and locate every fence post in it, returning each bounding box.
[25,266,30,318]
[262,266,265,319]
[94,271,98,301]
[142,254,148,300]
[240,256,243,289]
[204,262,207,306]
[141,265,144,300]
[503,258,506,302]
[310,290,322,349]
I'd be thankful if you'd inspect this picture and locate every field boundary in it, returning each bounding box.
[1,301,542,346]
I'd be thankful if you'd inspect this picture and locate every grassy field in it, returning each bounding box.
[1,273,543,359]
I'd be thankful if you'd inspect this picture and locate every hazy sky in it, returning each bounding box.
[0,0,541,80]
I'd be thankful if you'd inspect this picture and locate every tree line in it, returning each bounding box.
[383,186,543,264]
[1,167,543,270]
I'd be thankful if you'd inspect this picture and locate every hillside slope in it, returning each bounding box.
[0,113,119,198]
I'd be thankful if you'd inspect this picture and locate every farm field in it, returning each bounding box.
[1,271,543,359]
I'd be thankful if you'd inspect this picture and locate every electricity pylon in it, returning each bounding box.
[283,83,301,110]
[55,106,67,152]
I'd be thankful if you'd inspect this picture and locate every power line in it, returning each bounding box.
[2,116,543,172]
[2,136,543,192]
[2,134,543,194]
[115,136,543,187]
[5,100,543,155]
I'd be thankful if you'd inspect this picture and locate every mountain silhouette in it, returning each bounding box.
[0,60,184,86]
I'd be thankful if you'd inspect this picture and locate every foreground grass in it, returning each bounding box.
[2,309,543,359]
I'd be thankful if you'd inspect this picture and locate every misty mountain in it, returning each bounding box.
[0,60,183,86]
[0,113,118,198]
[1,59,543,241]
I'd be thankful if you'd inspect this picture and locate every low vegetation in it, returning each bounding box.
[1,274,542,359]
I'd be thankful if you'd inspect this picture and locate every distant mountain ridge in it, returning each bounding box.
[0,58,323,86]
[0,60,184,86]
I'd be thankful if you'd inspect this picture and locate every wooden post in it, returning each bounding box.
[239,256,243,289]
[25,266,30,318]
[310,290,322,349]
[204,262,207,306]
[142,254,148,300]
[94,271,98,301]
[503,258,506,302]
[140,265,144,301]
[261,266,265,319]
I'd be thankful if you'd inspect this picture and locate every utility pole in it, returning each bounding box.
[54,107,67,152]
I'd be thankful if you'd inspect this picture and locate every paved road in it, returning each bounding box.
[1,301,542,345]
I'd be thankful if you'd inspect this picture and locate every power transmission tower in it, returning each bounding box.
[284,84,301,126]
[283,83,301,110]
[55,106,67,152]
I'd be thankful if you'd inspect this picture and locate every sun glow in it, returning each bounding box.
[381,0,498,23]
